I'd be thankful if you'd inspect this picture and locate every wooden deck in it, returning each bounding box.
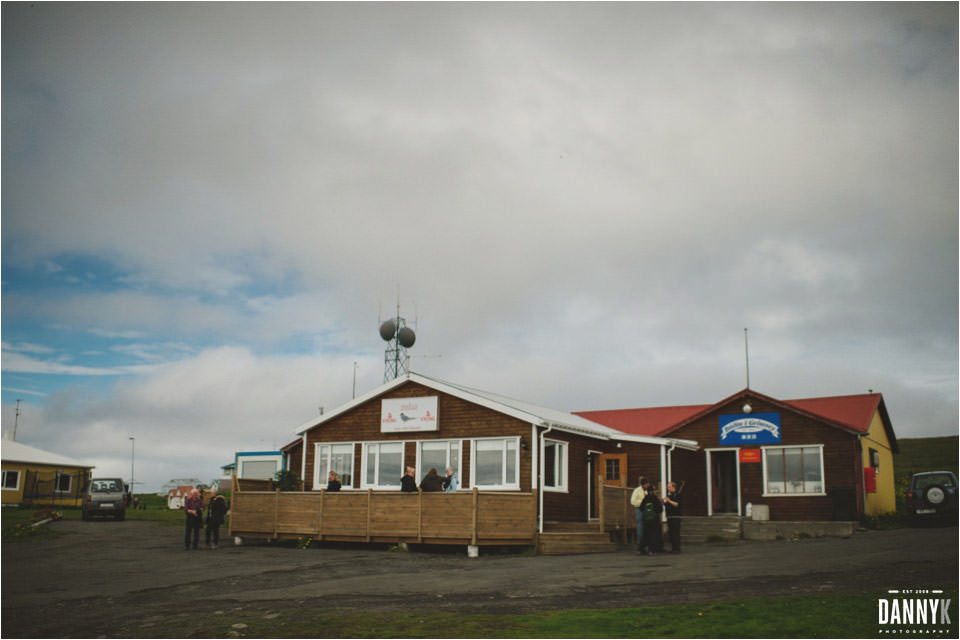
[228,479,539,546]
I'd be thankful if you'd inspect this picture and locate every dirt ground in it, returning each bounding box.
[2,519,957,638]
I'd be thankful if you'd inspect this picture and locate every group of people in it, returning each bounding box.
[630,476,682,555]
[324,467,459,492]
[182,487,228,551]
[402,466,458,492]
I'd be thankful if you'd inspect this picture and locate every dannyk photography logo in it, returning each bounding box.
[878,589,953,635]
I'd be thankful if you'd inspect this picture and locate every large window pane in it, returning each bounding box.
[543,444,557,487]
[366,447,376,485]
[766,451,785,494]
[243,460,278,480]
[331,444,353,486]
[476,440,504,486]
[377,443,403,487]
[784,449,803,494]
[421,441,448,474]
[802,447,822,493]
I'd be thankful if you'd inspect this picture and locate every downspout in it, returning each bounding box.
[661,442,676,525]
[856,433,865,518]
[301,433,308,490]
[538,424,555,534]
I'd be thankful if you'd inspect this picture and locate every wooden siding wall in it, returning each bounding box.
[667,397,861,520]
[302,381,534,491]
[229,486,538,545]
[542,431,600,522]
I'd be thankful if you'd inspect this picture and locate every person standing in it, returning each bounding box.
[420,467,444,492]
[183,488,203,551]
[400,466,417,492]
[663,481,683,553]
[639,485,663,555]
[443,467,458,492]
[630,476,651,552]
[327,471,342,492]
[205,487,228,550]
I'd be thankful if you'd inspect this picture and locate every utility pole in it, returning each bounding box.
[129,437,135,496]
[13,399,22,441]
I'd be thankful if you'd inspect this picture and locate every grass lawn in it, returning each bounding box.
[115,591,958,638]
[1,498,186,542]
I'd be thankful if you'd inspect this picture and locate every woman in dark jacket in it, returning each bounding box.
[420,468,444,492]
[327,471,341,492]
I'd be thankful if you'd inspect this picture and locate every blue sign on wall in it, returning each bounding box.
[718,412,781,445]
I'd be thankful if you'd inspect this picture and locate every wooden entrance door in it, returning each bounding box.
[592,453,628,518]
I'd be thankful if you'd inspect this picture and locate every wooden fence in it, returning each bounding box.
[598,484,634,535]
[228,478,538,546]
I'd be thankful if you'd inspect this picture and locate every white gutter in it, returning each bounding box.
[301,433,308,488]
[538,424,555,534]
[663,442,676,523]
[660,445,667,499]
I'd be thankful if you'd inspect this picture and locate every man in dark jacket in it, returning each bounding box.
[205,487,228,550]
[420,468,444,492]
[400,466,417,492]
[663,481,683,553]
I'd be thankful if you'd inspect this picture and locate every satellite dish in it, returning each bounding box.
[379,320,397,341]
[397,327,416,348]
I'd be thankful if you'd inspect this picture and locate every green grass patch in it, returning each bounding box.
[113,591,958,638]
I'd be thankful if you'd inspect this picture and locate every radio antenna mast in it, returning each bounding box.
[378,300,417,382]
[744,328,751,389]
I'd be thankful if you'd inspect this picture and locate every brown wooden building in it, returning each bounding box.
[578,387,898,522]
[290,373,697,530]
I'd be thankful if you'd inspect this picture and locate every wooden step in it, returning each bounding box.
[537,531,618,555]
[679,516,743,543]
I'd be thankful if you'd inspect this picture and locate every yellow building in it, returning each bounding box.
[2,440,95,508]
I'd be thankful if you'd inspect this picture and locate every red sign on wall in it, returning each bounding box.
[739,449,762,463]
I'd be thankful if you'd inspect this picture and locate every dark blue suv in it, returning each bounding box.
[905,471,957,523]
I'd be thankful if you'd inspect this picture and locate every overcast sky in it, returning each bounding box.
[3,3,957,493]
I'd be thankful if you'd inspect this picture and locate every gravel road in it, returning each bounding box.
[2,519,956,637]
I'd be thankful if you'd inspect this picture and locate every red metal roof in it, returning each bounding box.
[782,393,883,434]
[575,405,712,437]
[576,392,886,438]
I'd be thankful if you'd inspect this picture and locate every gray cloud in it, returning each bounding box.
[2,2,956,490]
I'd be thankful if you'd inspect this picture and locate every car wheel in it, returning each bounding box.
[925,485,947,506]
[115,510,125,521]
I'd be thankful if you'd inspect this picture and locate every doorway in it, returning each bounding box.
[591,453,627,519]
[708,449,740,515]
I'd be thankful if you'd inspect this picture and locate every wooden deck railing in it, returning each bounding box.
[228,477,538,546]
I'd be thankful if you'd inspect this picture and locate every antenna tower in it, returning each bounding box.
[379,301,416,382]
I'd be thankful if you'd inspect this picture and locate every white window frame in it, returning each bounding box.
[312,442,356,490]
[238,454,284,480]
[761,444,826,497]
[542,438,568,493]
[54,472,72,494]
[471,436,520,490]
[361,441,406,489]
[416,439,462,489]
[2,470,21,491]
